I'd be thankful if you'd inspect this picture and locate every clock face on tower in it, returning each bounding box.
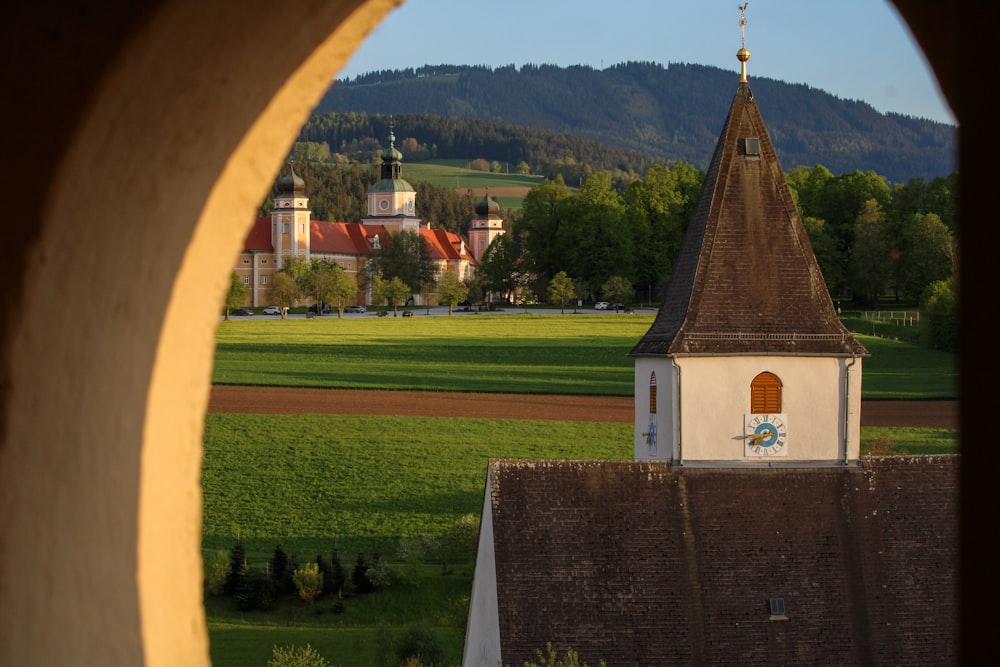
[378,199,389,211]
[744,413,788,457]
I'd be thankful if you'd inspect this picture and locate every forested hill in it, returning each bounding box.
[315,62,955,183]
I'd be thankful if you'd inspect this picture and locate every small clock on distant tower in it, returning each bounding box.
[744,413,788,457]
[378,199,389,211]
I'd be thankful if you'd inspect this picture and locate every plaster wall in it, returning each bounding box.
[635,355,862,464]
[462,473,502,667]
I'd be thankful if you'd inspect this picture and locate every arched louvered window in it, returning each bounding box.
[750,372,782,413]
[649,372,657,414]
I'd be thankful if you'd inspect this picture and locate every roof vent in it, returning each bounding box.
[768,597,788,621]
[741,138,761,158]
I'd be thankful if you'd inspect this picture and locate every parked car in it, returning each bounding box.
[377,311,389,318]
[595,301,610,310]
[402,310,414,317]
[307,303,332,314]
[231,308,253,316]
[623,306,636,314]
[345,305,366,313]
[262,306,281,315]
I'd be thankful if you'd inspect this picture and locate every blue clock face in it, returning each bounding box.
[744,413,788,457]
[646,416,657,457]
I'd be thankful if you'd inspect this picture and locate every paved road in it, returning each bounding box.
[208,385,957,428]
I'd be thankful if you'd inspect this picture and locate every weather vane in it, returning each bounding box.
[737,3,751,83]
[739,3,748,48]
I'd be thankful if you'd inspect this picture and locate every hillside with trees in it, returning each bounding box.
[315,62,955,183]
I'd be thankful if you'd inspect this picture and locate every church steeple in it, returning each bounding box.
[630,7,866,467]
[632,5,865,359]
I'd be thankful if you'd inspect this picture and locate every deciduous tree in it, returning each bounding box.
[547,271,576,314]
[225,271,249,319]
[601,275,634,307]
[270,271,299,318]
[435,271,469,315]
[367,230,436,294]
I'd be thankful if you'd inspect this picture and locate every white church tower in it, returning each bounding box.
[469,191,505,262]
[631,8,868,466]
[271,164,311,266]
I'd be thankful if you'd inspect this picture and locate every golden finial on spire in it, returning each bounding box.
[737,3,751,83]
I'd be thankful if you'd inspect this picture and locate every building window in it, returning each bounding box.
[260,275,268,285]
[300,224,305,234]
[283,223,290,233]
[261,259,268,264]
[750,372,782,413]
[741,137,761,156]
[649,372,657,413]
[242,276,250,285]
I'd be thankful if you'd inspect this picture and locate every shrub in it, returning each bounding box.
[366,553,392,590]
[520,643,606,667]
[292,563,324,602]
[394,623,444,667]
[267,643,333,667]
[224,538,247,596]
[205,549,229,596]
[920,279,958,351]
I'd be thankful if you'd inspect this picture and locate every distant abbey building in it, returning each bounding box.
[235,130,500,307]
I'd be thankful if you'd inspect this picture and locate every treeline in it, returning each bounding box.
[489,165,957,348]
[316,61,956,183]
[298,111,661,185]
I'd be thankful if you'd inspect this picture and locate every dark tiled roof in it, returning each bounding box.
[486,457,957,667]
[632,83,866,357]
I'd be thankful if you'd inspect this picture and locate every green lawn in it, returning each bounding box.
[213,314,958,401]
[403,160,542,196]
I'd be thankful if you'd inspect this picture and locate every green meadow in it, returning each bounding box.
[206,313,958,666]
[213,313,957,400]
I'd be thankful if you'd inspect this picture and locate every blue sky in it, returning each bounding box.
[337,0,955,125]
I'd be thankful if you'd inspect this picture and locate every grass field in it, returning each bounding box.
[206,313,958,666]
[213,314,958,400]
[403,160,542,209]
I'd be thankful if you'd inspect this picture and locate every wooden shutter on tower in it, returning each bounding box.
[750,372,782,413]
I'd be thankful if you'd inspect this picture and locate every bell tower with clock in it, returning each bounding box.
[630,6,867,467]
[362,120,421,236]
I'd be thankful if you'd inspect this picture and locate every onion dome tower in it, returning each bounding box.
[469,190,505,262]
[630,4,867,466]
[271,163,311,263]
[363,120,421,235]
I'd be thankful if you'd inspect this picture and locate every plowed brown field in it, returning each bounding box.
[208,386,957,428]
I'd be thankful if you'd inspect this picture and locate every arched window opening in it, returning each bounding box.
[649,372,657,413]
[750,372,782,413]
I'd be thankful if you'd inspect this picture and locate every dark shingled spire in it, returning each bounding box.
[631,81,867,357]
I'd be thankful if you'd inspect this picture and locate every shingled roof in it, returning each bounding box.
[632,82,867,357]
[477,457,957,666]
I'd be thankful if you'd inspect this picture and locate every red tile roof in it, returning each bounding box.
[241,218,476,265]
[311,221,376,255]
[242,217,273,252]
